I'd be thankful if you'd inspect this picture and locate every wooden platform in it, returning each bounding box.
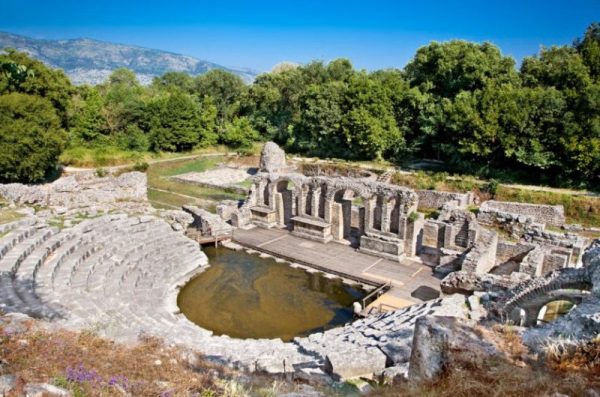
[232,227,441,306]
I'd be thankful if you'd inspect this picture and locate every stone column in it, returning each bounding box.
[256,180,266,206]
[311,187,321,218]
[364,197,375,233]
[275,192,285,227]
[297,187,307,216]
[382,198,394,233]
[323,197,335,223]
[342,200,352,237]
[331,202,344,240]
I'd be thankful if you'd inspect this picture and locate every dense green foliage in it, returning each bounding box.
[0,23,598,187]
[0,50,71,182]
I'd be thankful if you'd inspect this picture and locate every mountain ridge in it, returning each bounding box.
[0,31,258,85]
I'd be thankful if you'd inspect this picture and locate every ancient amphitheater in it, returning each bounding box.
[0,142,598,383]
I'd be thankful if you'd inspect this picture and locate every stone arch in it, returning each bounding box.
[514,290,589,326]
[499,267,593,326]
[267,176,300,228]
[327,186,368,247]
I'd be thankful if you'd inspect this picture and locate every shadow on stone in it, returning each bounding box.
[411,285,440,301]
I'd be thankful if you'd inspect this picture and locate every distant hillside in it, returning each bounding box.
[0,31,257,85]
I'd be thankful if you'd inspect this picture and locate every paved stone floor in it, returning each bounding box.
[232,227,441,306]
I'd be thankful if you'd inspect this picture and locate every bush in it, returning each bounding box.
[483,178,500,198]
[133,161,149,172]
[116,125,149,152]
[95,167,108,177]
[221,117,259,153]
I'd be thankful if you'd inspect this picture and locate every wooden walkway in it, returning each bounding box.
[232,227,441,307]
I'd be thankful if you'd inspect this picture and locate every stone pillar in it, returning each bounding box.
[404,213,424,257]
[382,198,394,233]
[364,198,375,233]
[297,188,307,216]
[323,197,333,224]
[358,206,366,235]
[256,181,265,206]
[275,192,285,227]
[311,187,321,218]
[291,190,298,217]
[342,200,352,237]
[331,202,344,241]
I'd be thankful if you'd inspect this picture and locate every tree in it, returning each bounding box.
[101,69,147,135]
[0,93,66,183]
[148,92,215,152]
[575,22,600,80]
[404,41,518,98]
[0,49,73,127]
[521,46,592,91]
[69,86,108,144]
[194,70,247,125]
[151,71,194,93]
[222,116,259,153]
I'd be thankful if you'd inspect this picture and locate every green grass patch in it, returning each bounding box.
[235,179,254,189]
[60,146,147,167]
[419,207,440,219]
[60,144,238,168]
[146,156,245,210]
[496,187,600,227]
[0,209,23,225]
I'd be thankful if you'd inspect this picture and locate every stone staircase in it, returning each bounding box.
[376,168,396,184]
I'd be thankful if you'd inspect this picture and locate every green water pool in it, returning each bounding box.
[177,246,367,341]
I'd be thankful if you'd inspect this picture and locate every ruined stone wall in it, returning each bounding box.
[461,229,498,274]
[480,200,565,227]
[416,190,472,210]
[183,205,233,236]
[496,241,535,264]
[0,172,147,209]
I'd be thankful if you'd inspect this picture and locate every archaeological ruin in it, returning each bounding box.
[0,141,597,384]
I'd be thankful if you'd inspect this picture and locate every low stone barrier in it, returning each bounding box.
[416,190,473,210]
[480,200,565,227]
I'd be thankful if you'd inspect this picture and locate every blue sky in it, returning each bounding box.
[1,0,598,72]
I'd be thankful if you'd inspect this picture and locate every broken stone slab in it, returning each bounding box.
[277,384,324,397]
[0,375,16,394]
[24,383,71,397]
[374,363,409,384]
[408,316,499,382]
[441,270,530,295]
[324,347,388,380]
[379,340,412,365]
[293,367,333,386]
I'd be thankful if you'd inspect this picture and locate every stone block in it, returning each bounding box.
[324,347,388,379]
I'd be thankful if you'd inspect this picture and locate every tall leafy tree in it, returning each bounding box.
[0,49,73,127]
[194,70,246,126]
[575,22,600,80]
[148,91,216,151]
[404,41,518,98]
[0,93,66,182]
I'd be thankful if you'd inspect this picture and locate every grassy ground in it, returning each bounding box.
[0,199,23,225]
[146,156,246,211]
[60,143,264,168]
[495,187,600,228]
[390,171,600,227]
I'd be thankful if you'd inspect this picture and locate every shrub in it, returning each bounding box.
[95,167,108,177]
[133,161,149,172]
[483,178,500,198]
